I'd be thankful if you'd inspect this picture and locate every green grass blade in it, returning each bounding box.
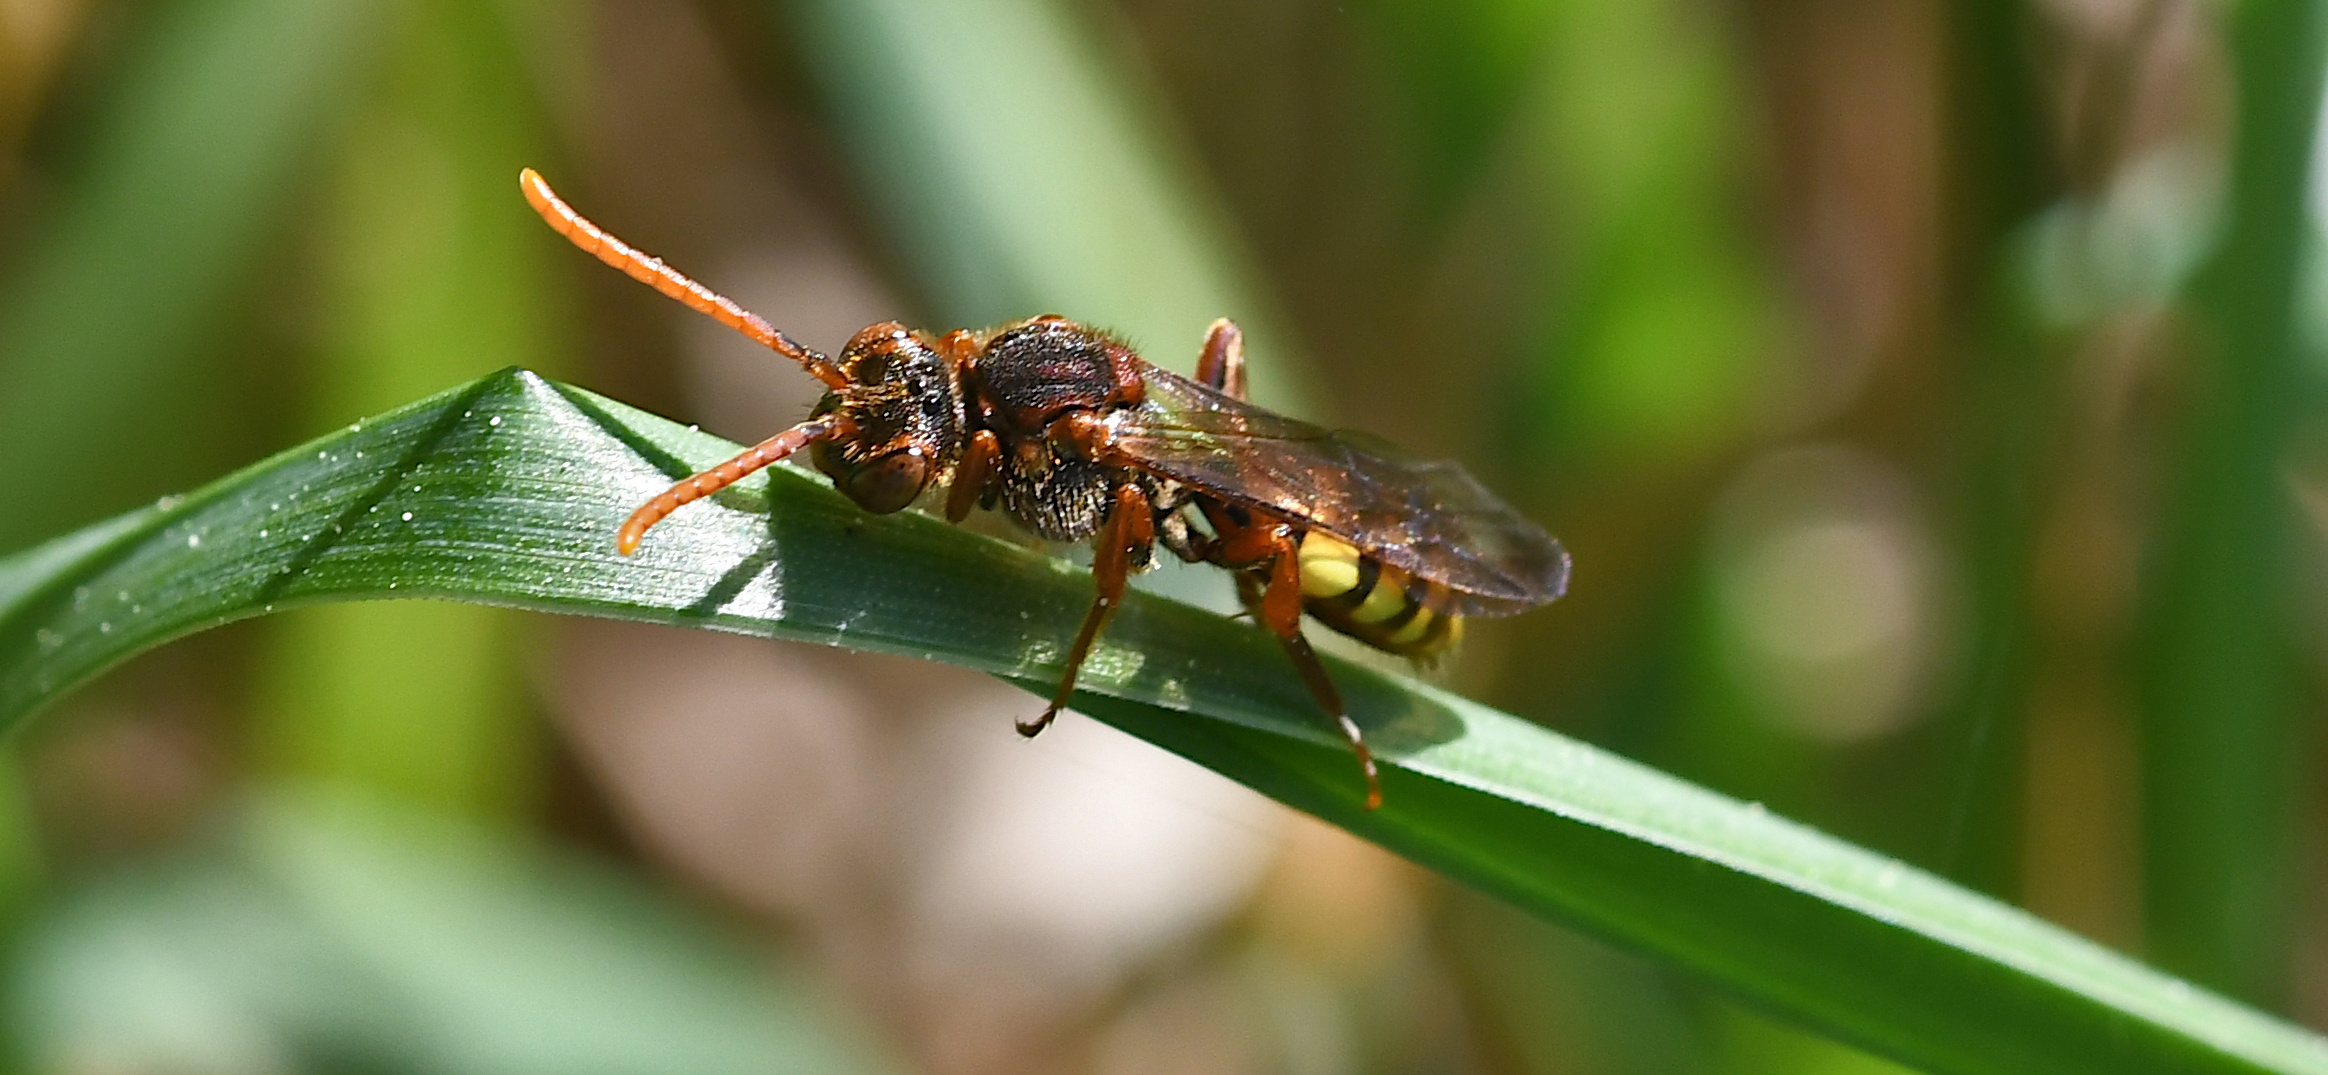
[2140,0,2325,1004]
[0,0,388,548]
[15,788,902,1074]
[766,0,1309,409]
[255,0,560,818]
[2,369,2326,1075]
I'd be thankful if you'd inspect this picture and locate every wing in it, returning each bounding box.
[1115,364,1570,616]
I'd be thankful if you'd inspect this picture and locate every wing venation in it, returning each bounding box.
[1114,365,1569,616]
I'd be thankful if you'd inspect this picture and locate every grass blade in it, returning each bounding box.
[15,788,901,1074]
[2139,0,2326,1004]
[765,0,1309,408]
[2,368,2326,1074]
[255,0,560,817]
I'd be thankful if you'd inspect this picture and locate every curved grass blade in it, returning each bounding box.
[2,368,2325,1075]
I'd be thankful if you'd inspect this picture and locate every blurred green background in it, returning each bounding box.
[0,0,2321,1071]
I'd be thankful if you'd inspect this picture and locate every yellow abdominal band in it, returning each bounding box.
[1296,533,1462,656]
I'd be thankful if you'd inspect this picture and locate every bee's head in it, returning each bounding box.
[811,322,965,514]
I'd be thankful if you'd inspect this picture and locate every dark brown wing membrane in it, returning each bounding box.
[1117,364,1569,616]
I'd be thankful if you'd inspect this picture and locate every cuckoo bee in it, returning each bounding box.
[521,169,1569,810]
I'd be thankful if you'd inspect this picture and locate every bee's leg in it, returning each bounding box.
[1195,318,1249,400]
[1240,540,1382,811]
[935,328,982,363]
[946,429,1001,522]
[1024,482,1156,737]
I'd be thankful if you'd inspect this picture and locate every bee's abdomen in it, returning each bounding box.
[1296,532,1462,657]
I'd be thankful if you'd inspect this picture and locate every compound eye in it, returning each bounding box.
[841,450,932,514]
[849,351,892,383]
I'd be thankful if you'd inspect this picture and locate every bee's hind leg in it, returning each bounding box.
[1238,545,1383,811]
[1196,319,1249,400]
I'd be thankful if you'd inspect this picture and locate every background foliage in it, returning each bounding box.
[1,0,2325,1072]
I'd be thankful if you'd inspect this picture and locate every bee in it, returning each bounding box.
[520,169,1569,810]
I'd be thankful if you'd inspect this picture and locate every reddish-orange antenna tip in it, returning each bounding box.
[615,507,660,555]
[518,167,544,199]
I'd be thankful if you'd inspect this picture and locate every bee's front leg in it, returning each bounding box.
[1022,482,1155,737]
[945,429,1002,522]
